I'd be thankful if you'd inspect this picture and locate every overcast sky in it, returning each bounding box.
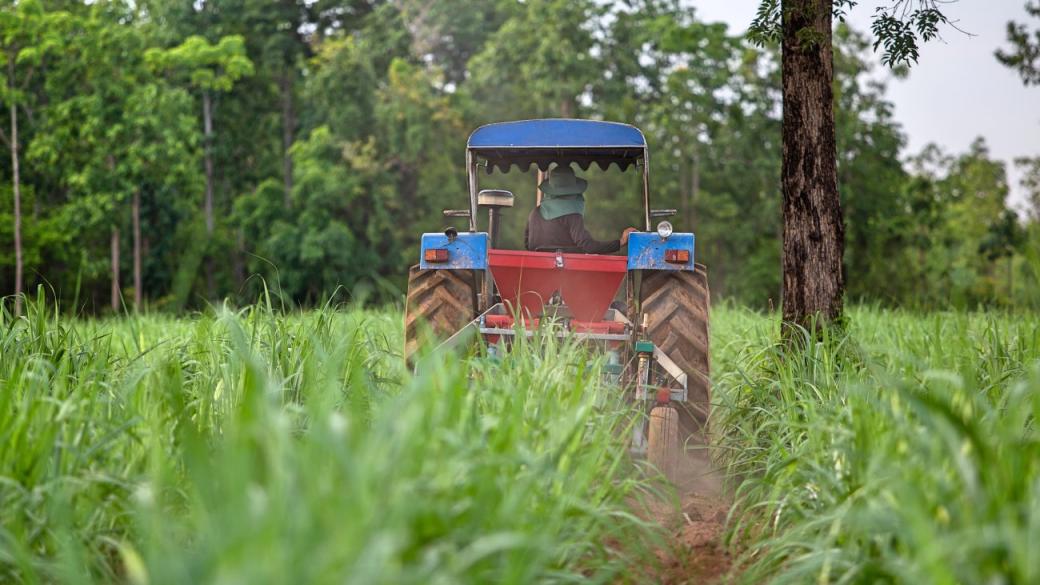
[691,0,1040,208]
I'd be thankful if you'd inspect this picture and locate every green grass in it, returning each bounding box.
[2,299,1039,584]
[712,306,1040,584]
[0,298,655,584]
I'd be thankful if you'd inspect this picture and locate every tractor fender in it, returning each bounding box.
[419,232,489,270]
[626,232,695,271]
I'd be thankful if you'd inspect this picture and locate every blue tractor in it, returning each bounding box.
[404,119,710,476]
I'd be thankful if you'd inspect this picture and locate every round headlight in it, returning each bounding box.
[656,221,673,239]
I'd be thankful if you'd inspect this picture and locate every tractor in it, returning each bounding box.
[404,119,710,476]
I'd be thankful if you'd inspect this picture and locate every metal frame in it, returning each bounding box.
[436,304,687,401]
[465,145,653,233]
[641,146,651,231]
[466,150,478,232]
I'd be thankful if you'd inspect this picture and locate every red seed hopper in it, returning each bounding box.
[487,249,627,323]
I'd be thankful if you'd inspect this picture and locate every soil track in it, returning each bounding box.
[645,448,731,583]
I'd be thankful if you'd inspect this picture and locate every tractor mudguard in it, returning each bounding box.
[626,232,695,271]
[419,232,489,270]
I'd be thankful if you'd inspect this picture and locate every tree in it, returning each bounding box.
[0,0,67,315]
[245,0,308,208]
[832,26,911,303]
[901,139,1011,307]
[466,0,602,119]
[115,85,201,308]
[146,35,252,301]
[750,0,844,331]
[979,209,1025,301]
[145,35,253,237]
[236,0,375,209]
[1014,157,1040,307]
[996,1,1040,85]
[750,0,954,333]
[235,127,366,303]
[644,14,743,231]
[0,0,1017,313]
[22,3,200,312]
[395,0,513,87]
[1017,157,1040,220]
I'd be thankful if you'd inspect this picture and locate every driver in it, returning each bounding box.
[524,164,637,253]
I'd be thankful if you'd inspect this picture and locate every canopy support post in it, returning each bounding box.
[642,147,651,231]
[467,150,478,232]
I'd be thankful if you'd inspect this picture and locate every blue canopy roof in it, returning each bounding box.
[468,119,646,173]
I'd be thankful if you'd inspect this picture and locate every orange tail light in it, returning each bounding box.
[664,249,690,264]
[424,248,450,263]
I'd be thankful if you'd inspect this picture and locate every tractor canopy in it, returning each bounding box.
[467,119,647,173]
[464,119,652,231]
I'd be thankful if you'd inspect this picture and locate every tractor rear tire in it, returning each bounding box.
[404,266,478,364]
[647,405,680,481]
[639,264,711,437]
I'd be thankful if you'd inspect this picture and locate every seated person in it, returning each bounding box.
[525,165,637,253]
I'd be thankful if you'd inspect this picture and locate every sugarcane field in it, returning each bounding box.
[2,1,1040,583]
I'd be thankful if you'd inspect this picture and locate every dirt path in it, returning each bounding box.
[645,449,731,584]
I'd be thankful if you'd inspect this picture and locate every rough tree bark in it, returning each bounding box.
[132,189,142,308]
[780,0,845,333]
[110,226,120,312]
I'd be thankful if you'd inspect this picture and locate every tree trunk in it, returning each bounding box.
[202,91,217,300]
[559,98,574,118]
[9,59,23,317]
[132,189,142,308]
[202,90,215,235]
[280,68,295,208]
[111,226,120,312]
[780,0,845,333]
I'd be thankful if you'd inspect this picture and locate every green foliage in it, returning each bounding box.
[712,307,1040,583]
[394,0,514,86]
[0,300,653,583]
[0,0,1037,311]
[302,35,378,141]
[996,1,1040,86]
[236,127,371,302]
[3,302,1039,582]
[870,4,949,66]
[979,210,1025,261]
[1017,156,1040,220]
[749,0,951,66]
[465,0,603,119]
[748,0,857,46]
[145,35,254,92]
[11,3,201,306]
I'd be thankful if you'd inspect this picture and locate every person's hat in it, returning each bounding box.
[539,165,588,197]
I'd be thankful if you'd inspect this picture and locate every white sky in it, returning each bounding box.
[691,0,1040,208]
